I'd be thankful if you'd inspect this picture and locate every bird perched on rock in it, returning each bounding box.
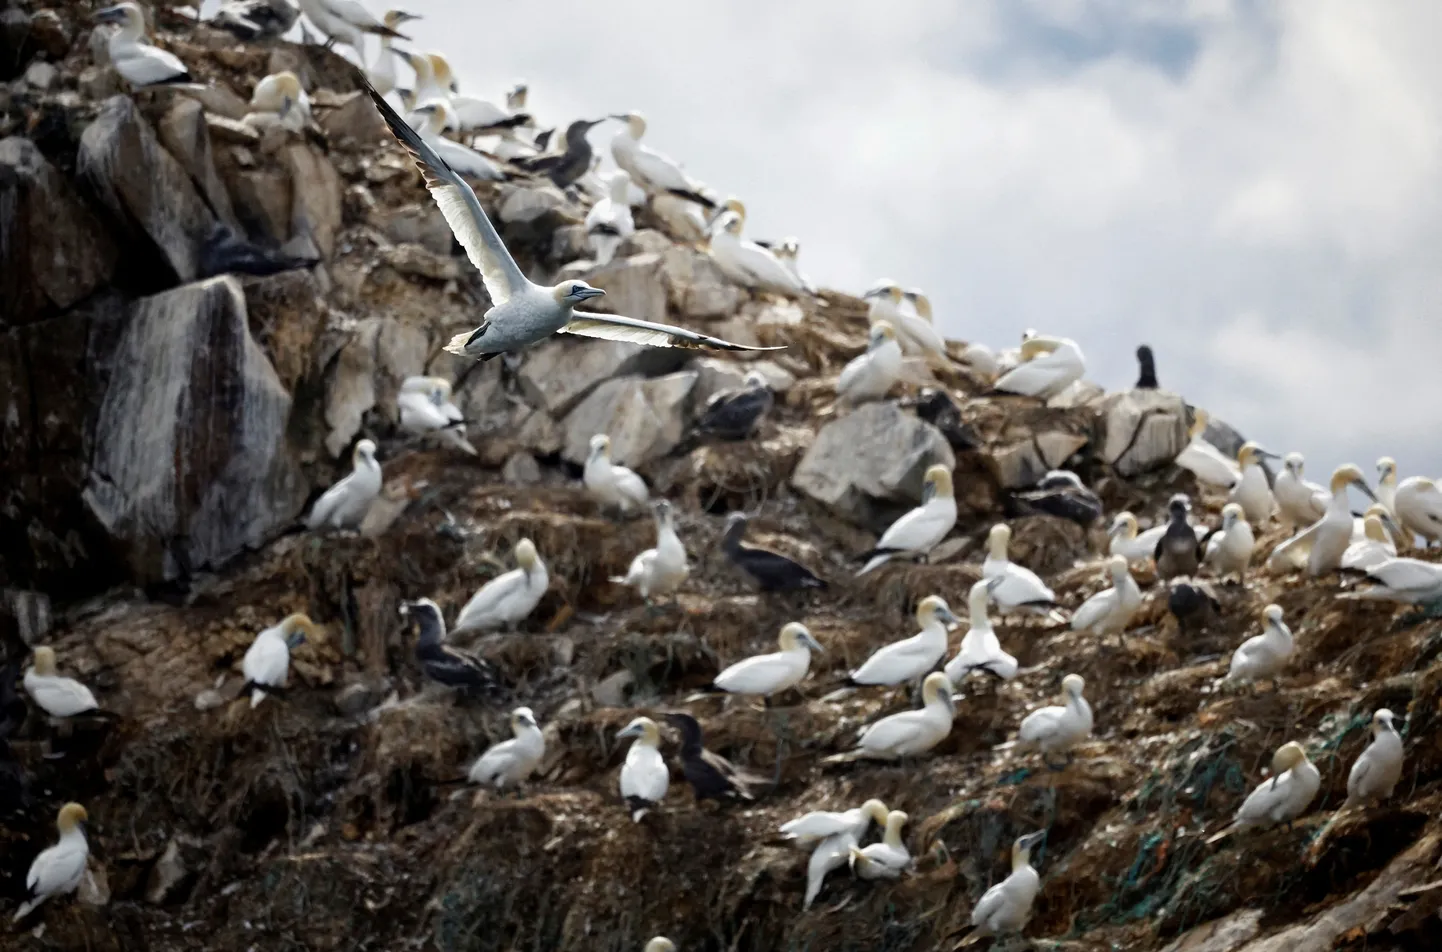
[23,647,106,720]
[1267,464,1379,576]
[945,578,1016,684]
[296,0,408,56]
[824,672,955,763]
[1274,453,1329,530]
[856,465,957,576]
[617,716,669,822]
[1135,345,1158,388]
[982,524,1066,622]
[245,70,317,134]
[199,225,318,279]
[1071,555,1142,639]
[399,598,503,696]
[398,376,475,455]
[837,322,904,406]
[610,112,716,208]
[1174,408,1240,489]
[780,799,889,848]
[849,595,958,688]
[1109,511,1201,564]
[1225,604,1293,686]
[907,388,981,452]
[468,706,544,789]
[693,372,773,441]
[895,290,952,366]
[519,117,610,190]
[849,810,911,880]
[953,831,1047,946]
[612,500,689,604]
[1230,442,1278,526]
[427,54,533,136]
[1203,502,1254,582]
[1345,709,1403,808]
[1154,494,1204,581]
[306,439,382,530]
[720,512,826,592]
[1206,742,1320,843]
[452,539,548,634]
[13,802,89,922]
[993,335,1086,403]
[584,434,649,515]
[1393,473,1442,547]
[1338,557,1442,607]
[240,613,319,708]
[1012,470,1102,526]
[710,622,823,701]
[708,211,808,295]
[662,712,766,802]
[210,0,301,41]
[1014,674,1092,769]
[403,99,505,182]
[95,3,196,89]
[585,170,636,266]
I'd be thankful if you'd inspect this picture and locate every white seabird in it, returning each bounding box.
[849,810,911,880]
[993,335,1085,403]
[452,538,548,633]
[13,802,89,922]
[944,578,1017,684]
[365,10,420,96]
[617,716,668,822]
[241,613,319,708]
[1393,475,1442,546]
[1225,604,1293,685]
[1071,555,1142,637]
[707,210,806,295]
[862,280,906,332]
[95,3,194,88]
[305,438,382,530]
[468,706,545,789]
[1015,674,1092,768]
[1203,503,1255,582]
[805,830,859,910]
[896,289,951,365]
[397,375,476,455]
[1377,457,1399,518]
[611,500,689,603]
[982,524,1065,622]
[961,831,1046,943]
[407,101,504,181]
[23,647,101,719]
[779,798,889,848]
[847,595,959,687]
[1337,557,1442,606]
[428,54,531,134]
[585,170,636,266]
[1107,511,1206,565]
[823,672,955,763]
[1228,442,1277,525]
[712,622,823,698]
[584,434,650,514]
[396,49,454,126]
[609,111,714,208]
[1345,709,1403,808]
[1173,409,1240,489]
[836,321,904,406]
[1274,453,1329,530]
[244,70,316,134]
[855,465,957,576]
[1266,464,1378,576]
[1342,513,1397,572]
[773,237,815,293]
[643,940,675,952]
[1206,741,1320,843]
[365,90,771,360]
[296,0,407,57]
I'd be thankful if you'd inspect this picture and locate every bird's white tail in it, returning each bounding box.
[444,330,475,357]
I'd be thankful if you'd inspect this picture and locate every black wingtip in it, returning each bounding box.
[667,188,717,209]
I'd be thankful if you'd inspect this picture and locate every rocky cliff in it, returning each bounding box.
[2,4,1440,951]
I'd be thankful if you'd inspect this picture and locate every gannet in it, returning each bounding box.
[1014,470,1103,527]
[584,170,636,266]
[837,322,903,406]
[982,524,1065,621]
[721,513,826,592]
[306,438,382,530]
[365,10,419,96]
[1352,504,1405,547]
[962,341,1001,379]
[1015,674,1092,768]
[428,54,532,133]
[95,4,194,89]
[773,238,815,293]
[244,70,316,135]
[240,613,318,708]
[1337,557,1442,605]
[855,465,957,576]
[711,622,822,698]
[1393,475,1442,546]
[1376,457,1399,518]
[612,500,689,602]
[367,89,771,359]
[805,830,859,909]
[993,336,1086,403]
[405,101,504,181]
[994,328,1038,377]
[863,281,906,333]
[609,112,715,208]
[894,289,951,365]
[708,211,806,294]
[643,940,675,952]
[397,49,453,126]
[201,224,319,279]
[945,578,1017,684]
[1345,709,1403,808]
[1174,409,1241,489]
[694,372,773,441]
[779,798,888,848]
[453,538,548,633]
[1071,555,1142,637]
[1135,345,1158,388]
[468,706,544,789]
[584,434,649,514]
[616,716,668,821]
[13,803,88,922]
[1154,495,1205,581]
[911,389,981,453]
[957,831,1046,944]
[296,0,407,56]
[1266,465,1378,576]
[1206,741,1320,843]
[1108,511,1204,565]
[399,598,503,695]
[397,376,475,455]
[519,117,611,190]
[1203,503,1254,581]
[823,672,955,762]
[1274,453,1329,529]
[848,810,910,880]
[23,647,101,719]
[1342,513,1397,572]
[662,712,766,802]
[848,595,959,687]
[1229,443,1277,525]
[1225,604,1293,684]
[210,0,300,41]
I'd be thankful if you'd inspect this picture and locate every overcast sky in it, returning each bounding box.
[265,0,1441,484]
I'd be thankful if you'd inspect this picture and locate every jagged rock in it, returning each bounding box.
[157,98,238,228]
[497,184,570,224]
[745,299,805,326]
[1098,389,1190,477]
[81,277,306,583]
[224,166,292,243]
[377,243,461,282]
[185,83,251,121]
[550,224,589,264]
[374,204,453,255]
[24,60,56,90]
[1159,909,1263,952]
[78,95,216,282]
[204,113,260,145]
[318,90,387,145]
[1036,431,1089,470]
[240,269,327,394]
[792,401,955,526]
[513,407,563,459]
[0,136,116,326]
[375,320,431,393]
[660,247,745,319]
[988,439,1049,490]
[502,451,541,486]
[584,252,668,325]
[517,336,687,417]
[561,371,698,467]
[323,317,379,457]
[283,142,343,258]
[1,589,51,644]
[689,358,795,412]
[1051,379,1106,409]
[618,229,672,257]
[76,64,123,101]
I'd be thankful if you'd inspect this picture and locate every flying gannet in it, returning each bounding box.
[397,375,476,455]
[711,622,823,699]
[296,0,407,56]
[1393,475,1442,547]
[399,598,503,695]
[1342,513,1397,572]
[1225,604,1293,686]
[896,289,951,365]
[306,438,382,530]
[610,112,716,208]
[365,87,776,359]
[855,465,957,576]
[617,716,668,822]
[1206,741,1320,843]
[452,538,548,633]
[1108,511,1204,564]
[241,613,318,708]
[779,798,889,848]
[1266,464,1378,576]
[13,802,88,922]
[1173,409,1240,489]
[1135,345,1158,388]
[945,578,1017,684]
[837,322,903,406]
[982,524,1066,622]
[957,831,1047,945]
[95,4,195,89]
[1274,453,1329,530]
[1337,557,1442,606]
[365,10,419,96]
[992,336,1086,403]
[1013,470,1103,527]
[584,170,636,266]
[1014,674,1092,768]
[848,595,959,687]
[1154,495,1206,581]
[1070,555,1142,638]
[612,500,689,603]
[1203,503,1254,582]
[662,712,766,802]
[584,434,649,514]
[1344,709,1403,808]
[469,706,545,789]
[823,672,955,763]
[694,372,774,441]
[720,513,827,592]
[848,810,911,880]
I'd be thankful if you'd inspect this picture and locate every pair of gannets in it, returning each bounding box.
[792,799,890,908]
[306,439,382,530]
[1107,510,1205,565]
[426,54,533,135]
[1173,409,1240,488]
[23,647,102,719]
[824,672,955,762]
[296,0,408,56]
[847,596,958,687]
[398,375,475,455]
[721,513,827,592]
[855,465,957,576]
[711,623,823,698]
[1342,511,1398,572]
[1225,604,1292,684]
[14,802,89,922]
[241,613,319,708]
[945,579,1018,684]
[694,372,773,441]
[956,831,1046,944]
[613,501,689,603]
[861,282,948,365]
[1207,741,1320,843]
[469,706,544,788]
[993,336,1086,403]
[617,716,668,821]
[849,811,911,880]
[609,112,714,208]
[1012,674,1092,768]
[837,322,903,405]
[708,210,807,295]
[584,171,636,266]
[584,434,650,514]
[983,524,1065,622]
[364,89,773,359]
[453,538,548,633]
[1203,503,1255,581]
[1071,556,1142,637]
[1229,443,1279,524]
[1266,465,1377,575]
[94,4,194,89]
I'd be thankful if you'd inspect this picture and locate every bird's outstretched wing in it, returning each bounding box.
[563,312,784,352]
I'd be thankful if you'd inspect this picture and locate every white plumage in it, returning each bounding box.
[1207,742,1320,842]
[453,538,548,633]
[708,211,806,294]
[617,717,669,822]
[982,524,1063,620]
[96,4,192,88]
[1225,604,1293,683]
[306,439,382,530]
[397,376,475,455]
[895,290,951,365]
[22,647,99,718]
[1345,710,1403,808]
[849,810,910,880]
[945,579,1017,684]
[849,596,957,686]
[585,171,636,266]
[1107,511,1206,564]
[824,673,955,762]
[1203,503,1255,580]
[13,803,89,922]
[611,500,688,601]
[410,102,504,181]
[1015,674,1092,764]
[241,614,317,708]
[246,70,314,133]
[584,434,650,513]
[780,799,888,848]
[1229,443,1275,525]
[713,622,822,697]
[967,832,1046,940]
[856,465,957,576]
[993,335,1085,403]
[837,321,903,406]
[1342,514,1397,572]
[469,707,545,789]
[296,0,401,56]
[1337,557,1442,605]
[610,112,712,202]
[1267,465,1377,576]
[805,831,858,909]
[1394,476,1442,545]
[1173,409,1239,488]
[1070,555,1142,636]
[1274,453,1329,529]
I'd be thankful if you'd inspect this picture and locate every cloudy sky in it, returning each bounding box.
[296,1,1441,483]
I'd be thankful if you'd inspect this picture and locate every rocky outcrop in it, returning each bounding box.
[561,370,698,467]
[1097,388,1190,477]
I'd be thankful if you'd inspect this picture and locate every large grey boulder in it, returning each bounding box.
[583,252,668,324]
[517,335,688,417]
[323,317,380,458]
[1097,389,1190,477]
[81,277,306,583]
[659,247,746,319]
[561,371,698,468]
[282,142,343,258]
[157,98,238,229]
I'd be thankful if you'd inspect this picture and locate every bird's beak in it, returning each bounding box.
[609,114,631,121]
[802,633,824,654]
[616,723,641,740]
[94,5,125,23]
[985,575,1007,593]
[1020,831,1046,850]
[1353,480,1379,503]
[393,11,422,24]
[1382,513,1404,540]
[1255,448,1282,461]
[1107,520,1125,539]
[575,287,606,301]
[937,607,960,626]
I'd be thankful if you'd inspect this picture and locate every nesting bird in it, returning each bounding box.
[1342,513,1398,572]
[610,112,715,208]
[1013,470,1103,527]
[1229,442,1276,525]
[1225,604,1293,686]
[296,0,408,56]
[836,321,904,406]
[855,465,957,576]
[95,3,194,88]
[305,439,382,530]
[1203,502,1255,582]
[584,170,636,266]
[468,706,545,789]
[13,802,89,922]
[404,99,505,181]
[956,831,1046,945]
[708,211,807,294]
[847,595,959,687]
[1267,464,1378,576]
[710,622,822,700]
[23,647,101,719]
[244,71,317,134]
[720,513,826,593]
[1173,408,1240,489]
[1337,557,1442,606]
[1376,457,1399,519]
[662,712,766,802]
[399,598,503,695]
[992,335,1086,403]
[693,371,774,441]
[452,538,548,633]
[893,289,951,365]
[617,716,668,821]
[584,434,649,514]
[611,500,689,603]
[780,799,889,848]
[849,810,911,880]
[1206,742,1320,843]
[823,672,955,762]
[397,375,475,455]
[1014,674,1092,768]
[1274,453,1329,530]
[240,613,318,708]
[1070,555,1142,638]
[944,578,1017,684]
[1344,709,1403,808]
[982,524,1065,621]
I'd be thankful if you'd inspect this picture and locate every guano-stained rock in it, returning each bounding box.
[583,252,668,325]
[561,371,698,467]
[283,142,343,259]
[157,98,239,229]
[1098,388,1190,477]
[517,335,687,417]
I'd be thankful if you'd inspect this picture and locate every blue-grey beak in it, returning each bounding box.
[802,632,824,654]
[616,722,642,740]
[574,287,606,301]
[95,5,126,23]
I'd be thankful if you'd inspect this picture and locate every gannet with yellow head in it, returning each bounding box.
[583,434,650,514]
[1229,442,1278,525]
[945,577,1017,684]
[711,622,823,697]
[780,798,888,848]
[982,524,1065,621]
[13,802,89,921]
[616,716,668,822]
[848,595,958,687]
[1206,741,1319,843]
[1015,674,1092,768]
[836,320,904,406]
[365,10,421,96]
[855,465,957,576]
[1225,604,1292,685]
[468,706,545,789]
[960,831,1046,942]
[1345,709,1403,808]
[453,538,548,633]
[610,500,689,603]
[94,4,192,88]
[1203,502,1255,582]
[993,335,1086,403]
[295,0,409,56]
[1266,464,1377,575]
[241,613,319,708]
[1173,407,1241,488]
[245,70,313,133]
[823,672,956,762]
[23,647,101,718]
[895,289,951,365]
[609,111,716,208]
[707,210,807,294]
[306,439,382,530]
[848,810,911,880]
[1070,555,1142,637]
